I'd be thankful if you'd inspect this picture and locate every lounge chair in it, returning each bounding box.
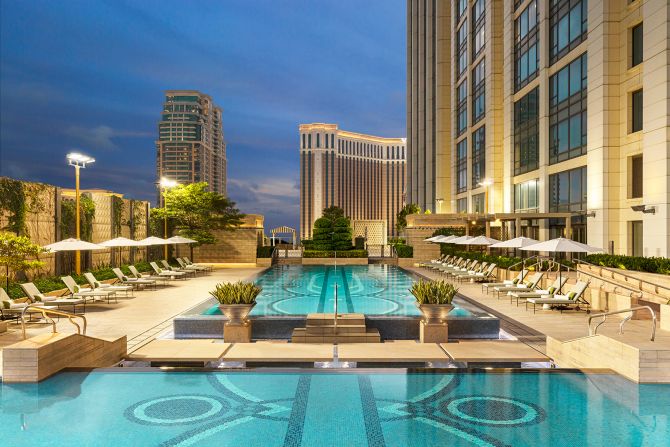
[83,272,134,296]
[481,269,529,294]
[507,276,569,306]
[526,281,591,313]
[457,263,497,283]
[150,262,187,279]
[61,276,117,304]
[182,257,212,271]
[129,265,170,285]
[492,272,544,299]
[20,282,86,312]
[0,287,59,322]
[177,258,208,273]
[448,262,486,280]
[161,260,196,276]
[112,268,157,289]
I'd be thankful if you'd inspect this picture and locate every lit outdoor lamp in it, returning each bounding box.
[159,177,178,259]
[477,178,493,214]
[66,152,95,275]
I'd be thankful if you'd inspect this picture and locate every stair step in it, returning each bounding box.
[291,327,381,344]
[304,324,367,335]
[306,313,366,326]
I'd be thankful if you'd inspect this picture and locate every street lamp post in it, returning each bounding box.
[477,178,493,240]
[66,152,95,275]
[160,177,178,260]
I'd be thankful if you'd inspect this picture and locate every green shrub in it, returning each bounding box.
[584,254,670,275]
[209,281,262,305]
[410,280,458,305]
[440,245,523,270]
[256,246,274,258]
[303,250,368,258]
[394,244,413,258]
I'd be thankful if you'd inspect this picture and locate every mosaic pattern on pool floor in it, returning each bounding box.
[2,371,668,446]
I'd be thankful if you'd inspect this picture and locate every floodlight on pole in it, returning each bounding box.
[159,177,178,259]
[66,152,95,275]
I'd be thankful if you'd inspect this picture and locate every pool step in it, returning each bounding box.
[292,313,380,343]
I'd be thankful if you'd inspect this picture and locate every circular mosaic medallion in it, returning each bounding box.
[125,394,229,426]
[444,396,545,426]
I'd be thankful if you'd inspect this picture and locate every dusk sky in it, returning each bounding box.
[0,0,406,233]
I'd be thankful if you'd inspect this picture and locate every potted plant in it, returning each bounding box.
[209,281,262,325]
[410,280,458,324]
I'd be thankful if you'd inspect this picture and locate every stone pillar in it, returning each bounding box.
[224,322,252,343]
[420,321,448,343]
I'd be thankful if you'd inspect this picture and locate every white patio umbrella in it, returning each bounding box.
[489,236,540,249]
[521,237,604,293]
[43,238,103,252]
[436,235,459,243]
[448,235,474,244]
[98,237,143,266]
[136,236,170,246]
[166,236,198,244]
[424,236,440,242]
[455,235,500,245]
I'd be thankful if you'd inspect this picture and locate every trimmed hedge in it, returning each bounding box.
[303,250,368,258]
[584,254,670,275]
[394,244,413,258]
[5,260,155,299]
[256,246,274,258]
[440,245,523,270]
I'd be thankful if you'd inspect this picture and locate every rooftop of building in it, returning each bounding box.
[299,123,406,144]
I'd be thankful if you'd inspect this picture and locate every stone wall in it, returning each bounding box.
[176,214,264,263]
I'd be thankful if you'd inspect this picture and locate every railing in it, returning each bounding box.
[21,304,87,340]
[588,306,656,341]
[367,245,397,258]
[575,259,670,299]
[333,283,339,332]
[556,261,644,300]
[271,247,303,260]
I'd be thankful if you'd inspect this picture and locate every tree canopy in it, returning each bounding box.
[396,203,421,234]
[310,207,353,251]
[151,182,245,248]
[0,232,46,288]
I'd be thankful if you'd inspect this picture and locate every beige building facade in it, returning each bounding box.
[407,0,670,257]
[156,90,226,200]
[299,123,406,239]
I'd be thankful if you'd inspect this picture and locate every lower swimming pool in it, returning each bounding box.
[2,370,668,446]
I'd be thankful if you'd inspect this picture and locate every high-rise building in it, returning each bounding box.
[406,0,670,257]
[299,123,406,239]
[156,90,226,200]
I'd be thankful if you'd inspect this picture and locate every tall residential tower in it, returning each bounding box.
[406,0,670,257]
[299,123,406,239]
[156,90,226,199]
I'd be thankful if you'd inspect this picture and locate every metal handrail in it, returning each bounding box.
[575,259,670,297]
[507,255,544,272]
[21,304,87,340]
[588,306,656,341]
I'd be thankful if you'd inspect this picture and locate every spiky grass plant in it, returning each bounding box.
[409,280,458,305]
[210,281,262,305]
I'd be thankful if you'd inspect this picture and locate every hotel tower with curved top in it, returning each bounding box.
[299,123,406,240]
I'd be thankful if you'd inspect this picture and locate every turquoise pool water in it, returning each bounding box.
[2,370,668,446]
[203,265,473,317]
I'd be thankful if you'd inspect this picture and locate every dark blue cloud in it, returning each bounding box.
[0,0,406,232]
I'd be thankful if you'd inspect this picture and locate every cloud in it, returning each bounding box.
[227,177,300,231]
[63,125,153,150]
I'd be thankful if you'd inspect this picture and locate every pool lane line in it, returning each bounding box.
[339,267,354,313]
[317,266,331,313]
[283,375,312,447]
[358,375,386,446]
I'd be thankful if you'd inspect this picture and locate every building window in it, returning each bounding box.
[631,89,643,133]
[514,87,539,175]
[630,155,643,198]
[457,81,468,136]
[457,197,468,213]
[457,21,468,78]
[514,0,539,92]
[472,0,485,58]
[549,53,587,164]
[631,23,643,67]
[549,166,587,241]
[630,221,643,257]
[472,193,485,214]
[472,60,485,123]
[456,0,467,23]
[549,0,588,65]
[308,134,312,148]
[456,139,468,193]
[514,179,539,212]
[316,133,320,148]
[472,126,485,186]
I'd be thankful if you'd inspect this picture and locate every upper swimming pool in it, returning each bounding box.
[2,370,668,446]
[201,265,481,317]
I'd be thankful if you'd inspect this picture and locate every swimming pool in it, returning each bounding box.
[202,265,474,317]
[2,370,668,446]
